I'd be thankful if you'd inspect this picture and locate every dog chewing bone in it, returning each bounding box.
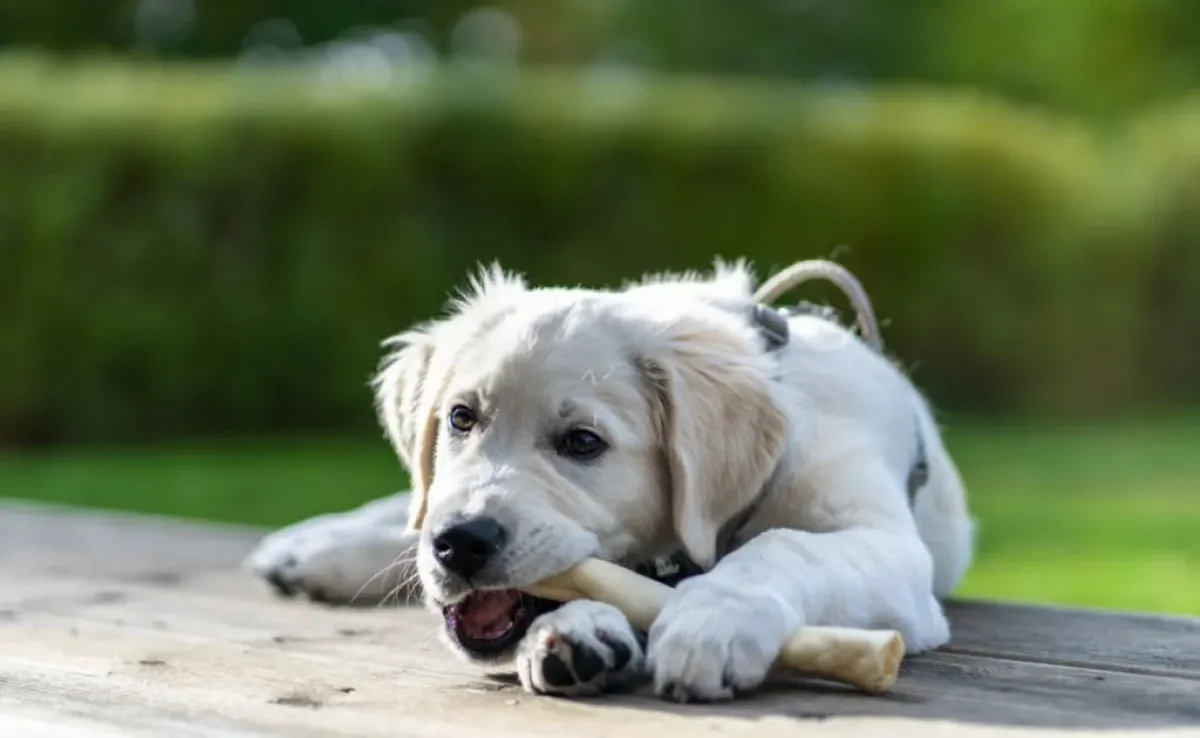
[524,557,905,694]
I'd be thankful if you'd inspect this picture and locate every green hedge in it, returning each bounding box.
[0,55,1186,445]
[6,1,1200,117]
[1121,100,1200,407]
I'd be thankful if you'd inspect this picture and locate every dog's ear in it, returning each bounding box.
[372,262,530,533]
[373,328,441,533]
[638,313,789,569]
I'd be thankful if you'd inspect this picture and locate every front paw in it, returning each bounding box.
[516,600,647,697]
[647,579,798,702]
[245,514,416,606]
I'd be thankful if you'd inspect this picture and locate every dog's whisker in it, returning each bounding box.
[352,549,420,605]
[377,566,424,609]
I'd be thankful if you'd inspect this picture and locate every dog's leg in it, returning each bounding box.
[245,492,420,605]
[516,600,648,697]
[647,461,949,702]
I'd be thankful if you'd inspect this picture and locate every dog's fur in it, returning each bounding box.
[247,261,974,702]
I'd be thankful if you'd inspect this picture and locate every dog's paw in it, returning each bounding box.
[245,502,418,606]
[516,600,647,697]
[647,579,798,702]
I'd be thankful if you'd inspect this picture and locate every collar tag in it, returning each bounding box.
[634,551,705,587]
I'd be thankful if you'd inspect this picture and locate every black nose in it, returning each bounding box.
[431,516,507,579]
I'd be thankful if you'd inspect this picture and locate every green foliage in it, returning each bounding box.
[0,0,569,60]
[4,1,1200,115]
[1120,99,1200,406]
[0,55,1191,445]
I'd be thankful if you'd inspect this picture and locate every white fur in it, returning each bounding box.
[245,494,419,604]
[516,600,646,695]
[246,260,974,702]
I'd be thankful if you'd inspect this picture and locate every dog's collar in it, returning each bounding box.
[632,551,707,588]
[907,416,930,504]
[753,300,854,352]
[752,303,790,351]
[635,479,774,588]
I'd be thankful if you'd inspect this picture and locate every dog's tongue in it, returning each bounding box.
[457,590,520,640]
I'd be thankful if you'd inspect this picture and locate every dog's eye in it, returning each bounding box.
[447,405,477,435]
[558,429,607,460]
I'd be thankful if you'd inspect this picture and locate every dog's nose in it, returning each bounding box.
[431,516,507,579]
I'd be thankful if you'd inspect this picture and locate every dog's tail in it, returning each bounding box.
[753,258,883,353]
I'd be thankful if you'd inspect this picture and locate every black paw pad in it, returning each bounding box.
[264,572,295,597]
[598,631,631,670]
[721,669,742,696]
[541,652,576,688]
[569,640,606,683]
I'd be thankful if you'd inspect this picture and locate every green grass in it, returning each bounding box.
[944,415,1200,616]
[2,417,1197,616]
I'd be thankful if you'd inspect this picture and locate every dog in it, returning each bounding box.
[247,259,974,702]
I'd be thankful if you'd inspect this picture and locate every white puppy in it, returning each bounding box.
[247,260,974,702]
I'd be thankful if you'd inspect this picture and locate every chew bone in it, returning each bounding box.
[523,557,905,694]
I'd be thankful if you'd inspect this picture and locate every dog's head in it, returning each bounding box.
[373,263,790,663]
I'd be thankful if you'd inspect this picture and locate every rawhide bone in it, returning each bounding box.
[523,557,905,694]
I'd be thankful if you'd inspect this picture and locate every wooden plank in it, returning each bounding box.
[943,600,1200,679]
[2,500,1199,736]
[0,500,260,579]
[8,569,1198,730]
[0,713,141,738]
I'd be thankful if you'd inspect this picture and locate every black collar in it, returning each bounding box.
[753,300,850,350]
[752,303,790,351]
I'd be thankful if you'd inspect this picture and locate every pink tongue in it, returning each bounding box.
[459,590,520,640]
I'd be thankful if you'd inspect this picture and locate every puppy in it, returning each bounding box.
[248,260,974,702]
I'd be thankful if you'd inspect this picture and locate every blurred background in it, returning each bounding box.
[0,0,1197,615]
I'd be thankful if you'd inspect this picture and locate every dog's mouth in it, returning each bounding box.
[442,589,559,657]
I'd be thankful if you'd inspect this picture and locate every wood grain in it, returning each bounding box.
[944,600,1200,679]
[2,500,1198,737]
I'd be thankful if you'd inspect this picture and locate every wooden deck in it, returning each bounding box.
[2,500,1198,737]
